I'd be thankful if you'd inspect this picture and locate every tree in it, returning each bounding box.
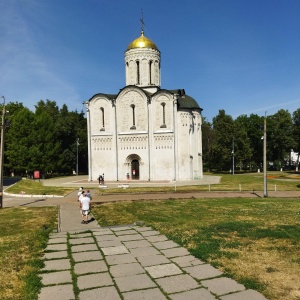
[233,115,253,171]
[5,107,35,175]
[267,109,295,169]
[201,118,214,172]
[211,110,234,171]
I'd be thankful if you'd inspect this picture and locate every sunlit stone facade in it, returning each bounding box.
[85,31,203,181]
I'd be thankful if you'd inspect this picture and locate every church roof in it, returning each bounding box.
[126,31,159,51]
[167,90,202,110]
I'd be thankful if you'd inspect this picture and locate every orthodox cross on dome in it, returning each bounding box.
[140,9,145,33]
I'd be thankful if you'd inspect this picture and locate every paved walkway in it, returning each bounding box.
[35,189,268,299]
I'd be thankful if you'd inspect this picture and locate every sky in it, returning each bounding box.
[0,0,299,122]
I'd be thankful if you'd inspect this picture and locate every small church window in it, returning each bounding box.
[149,61,152,85]
[100,107,105,131]
[136,61,140,85]
[160,102,167,128]
[130,104,136,130]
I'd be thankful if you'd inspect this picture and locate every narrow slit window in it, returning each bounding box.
[160,102,166,128]
[100,107,105,131]
[130,104,136,130]
[136,61,140,85]
[149,61,152,85]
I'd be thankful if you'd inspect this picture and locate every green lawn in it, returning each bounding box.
[92,197,300,300]
[0,207,57,300]
[5,172,300,196]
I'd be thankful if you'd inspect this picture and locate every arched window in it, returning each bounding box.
[136,61,140,85]
[160,102,167,128]
[100,107,105,131]
[130,104,136,130]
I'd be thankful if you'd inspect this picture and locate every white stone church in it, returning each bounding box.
[85,29,203,181]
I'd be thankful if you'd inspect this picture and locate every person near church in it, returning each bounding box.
[77,187,83,201]
[79,192,91,224]
[86,189,92,200]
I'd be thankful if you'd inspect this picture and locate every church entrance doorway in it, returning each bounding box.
[131,159,140,180]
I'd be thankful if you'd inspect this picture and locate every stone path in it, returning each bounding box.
[38,201,268,300]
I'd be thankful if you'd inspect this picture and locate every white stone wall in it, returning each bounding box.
[125,48,160,87]
[87,92,203,181]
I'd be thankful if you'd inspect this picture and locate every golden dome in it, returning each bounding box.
[127,31,158,51]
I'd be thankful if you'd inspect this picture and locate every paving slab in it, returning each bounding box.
[155,274,200,294]
[49,232,67,238]
[79,286,121,300]
[69,232,92,238]
[96,239,122,247]
[123,239,152,249]
[45,243,68,251]
[130,246,161,257]
[110,262,145,277]
[134,226,153,232]
[184,264,223,280]
[77,272,114,290]
[118,234,144,241]
[71,243,98,252]
[111,226,135,231]
[141,230,160,237]
[38,284,74,300]
[42,259,71,271]
[137,254,171,267]
[95,234,118,242]
[161,247,190,258]
[219,289,268,300]
[43,250,68,260]
[101,245,130,255]
[152,240,179,250]
[201,277,245,296]
[93,228,113,235]
[74,260,108,274]
[169,288,217,300]
[105,253,138,265]
[170,255,204,267]
[146,234,169,242]
[72,250,103,262]
[145,263,182,278]
[123,288,167,300]
[114,273,156,292]
[47,237,67,244]
[39,270,72,285]
[68,237,94,245]
[114,229,137,235]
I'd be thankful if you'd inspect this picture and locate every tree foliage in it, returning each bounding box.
[4,100,87,177]
[202,108,299,172]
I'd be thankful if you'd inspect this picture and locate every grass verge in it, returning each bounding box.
[0,207,57,300]
[5,179,74,196]
[92,197,300,300]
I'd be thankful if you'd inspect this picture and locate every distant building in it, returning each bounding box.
[84,29,203,181]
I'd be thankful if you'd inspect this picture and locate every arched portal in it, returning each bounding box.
[131,159,139,180]
[126,154,141,180]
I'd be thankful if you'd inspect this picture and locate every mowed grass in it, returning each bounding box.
[5,171,300,195]
[5,179,74,196]
[92,197,300,300]
[0,207,57,300]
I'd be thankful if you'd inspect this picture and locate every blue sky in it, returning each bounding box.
[1,0,299,122]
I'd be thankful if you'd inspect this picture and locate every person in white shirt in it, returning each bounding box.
[79,192,91,224]
[77,187,83,201]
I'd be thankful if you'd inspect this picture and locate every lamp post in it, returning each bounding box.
[76,138,79,176]
[232,138,235,175]
[0,96,6,208]
[263,113,268,197]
